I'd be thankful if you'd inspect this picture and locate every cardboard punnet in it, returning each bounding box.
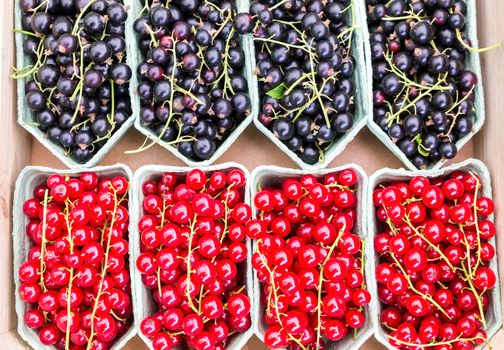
[249,164,376,350]
[129,1,259,167]
[364,0,486,171]
[367,158,502,350]
[131,162,255,350]
[14,0,136,169]
[249,0,370,171]
[12,163,137,350]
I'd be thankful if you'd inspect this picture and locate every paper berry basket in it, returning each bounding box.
[11,163,136,350]
[249,164,375,350]
[128,0,259,167]
[248,0,370,171]
[364,0,485,171]
[131,162,255,350]
[14,1,136,169]
[367,158,502,350]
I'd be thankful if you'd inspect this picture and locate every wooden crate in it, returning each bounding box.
[2,1,504,349]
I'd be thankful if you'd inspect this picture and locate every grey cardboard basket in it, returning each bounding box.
[14,0,136,169]
[131,162,255,350]
[12,164,137,350]
[249,0,370,171]
[249,164,376,350]
[364,0,485,171]
[367,158,502,350]
[129,1,258,167]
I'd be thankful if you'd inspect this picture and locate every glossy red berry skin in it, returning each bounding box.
[373,171,497,350]
[252,169,367,349]
[137,169,252,347]
[18,173,133,348]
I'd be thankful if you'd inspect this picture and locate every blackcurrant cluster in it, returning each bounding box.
[134,0,251,161]
[17,0,133,164]
[250,0,357,165]
[367,0,479,169]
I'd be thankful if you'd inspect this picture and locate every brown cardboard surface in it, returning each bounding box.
[3,0,504,349]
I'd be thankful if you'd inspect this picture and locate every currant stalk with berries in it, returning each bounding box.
[367,0,499,169]
[18,171,133,349]
[136,168,252,350]
[131,0,252,161]
[373,170,498,350]
[15,0,133,163]
[248,0,359,165]
[249,168,371,350]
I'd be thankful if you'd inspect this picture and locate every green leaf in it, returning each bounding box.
[266,83,287,99]
[417,143,430,157]
[413,135,430,156]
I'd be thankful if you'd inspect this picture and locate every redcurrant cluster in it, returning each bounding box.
[249,169,370,350]
[19,172,133,349]
[136,168,252,350]
[373,171,497,349]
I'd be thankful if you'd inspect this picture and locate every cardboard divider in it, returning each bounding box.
[131,162,255,350]
[128,2,258,167]
[11,163,137,350]
[14,1,136,169]
[364,0,485,171]
[367,158,502,349]
[249,164,376,350]
[248,0,370,171]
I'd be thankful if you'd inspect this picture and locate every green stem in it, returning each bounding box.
[389,253,451,319]
[456,29,501,53]
[86,187,121,350]
[39,190,49,292]
[315,225,346,349]
[72,0,97,35]
[126,39,179,154]
[63,200,75,350]
[185,215,200,314]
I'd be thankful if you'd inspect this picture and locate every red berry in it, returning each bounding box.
[473,266,496,290]
[476,197,494,216]
[381,186,402,206]
[421,186,444,209]
[324,319,347,341]
[264,326,289,348]
[281,309,308,335]
[182,313,204,337]
[200,295,224,319]
[380,307,401,328]
[338,169,358,186]
[410,176,429,195]
[152,333,173,350]
[24,309,45,329]
[39,324,62,345]
[186,169,207,190]
[345,309,365,328]
[403,247,428,272]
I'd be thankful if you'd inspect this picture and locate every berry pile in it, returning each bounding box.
[16,0,133,163]
[366,0,483,169]
[133,1,251,161]
[19,172,133,349]
[373,171,497,349]
[249,169,370,349]
[136,168,252,350]
[250,0,358,165]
